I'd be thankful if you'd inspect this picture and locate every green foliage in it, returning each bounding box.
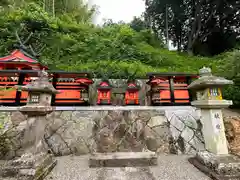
[215,49,240,107]
[0,1,216,78]
[0,133,10,158]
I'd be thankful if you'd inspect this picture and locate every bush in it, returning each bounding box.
[216,49,240,107]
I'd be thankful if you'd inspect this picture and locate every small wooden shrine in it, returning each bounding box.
[96,80,112,105]
[125,80,140,105]
[147,72,198,105]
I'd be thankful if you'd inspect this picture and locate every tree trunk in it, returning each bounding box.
[187,0,203,55]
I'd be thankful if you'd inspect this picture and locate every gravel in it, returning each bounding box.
[45,155,211,180]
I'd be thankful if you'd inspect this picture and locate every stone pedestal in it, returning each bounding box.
[0,153,57,180]
[191,100,232,155]
[200,108,228,154]
[89,152,158,167]
[189,151,240,180]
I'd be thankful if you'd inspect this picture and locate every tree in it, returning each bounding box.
[129,16,147,32]
[145,0,240,55]
[1,0,95,23]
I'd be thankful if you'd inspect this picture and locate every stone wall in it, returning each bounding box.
[0,106,205,159]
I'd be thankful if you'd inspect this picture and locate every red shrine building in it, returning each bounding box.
[0,49,93,105]
[125,80,140,105]
[96,80,112,105]
[146,73,198,105]
[0,49,198,106]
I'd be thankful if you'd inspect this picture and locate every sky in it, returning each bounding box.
[89,0,146,25]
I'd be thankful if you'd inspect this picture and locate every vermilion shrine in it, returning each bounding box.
[125,80,140,105]
[0,48,198,106]
[96,80,112,105]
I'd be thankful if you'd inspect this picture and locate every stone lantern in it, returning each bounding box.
[0,70,59,180]
[188,67,233,154]
[189,67,233,108]
[18,69,59,116]
[188,67,240,180]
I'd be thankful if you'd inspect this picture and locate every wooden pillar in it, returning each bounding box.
[168,76,175,104]
[15,72,25,105]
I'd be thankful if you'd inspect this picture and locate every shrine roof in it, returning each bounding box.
[0,49,48,69]
[96,80,112,89]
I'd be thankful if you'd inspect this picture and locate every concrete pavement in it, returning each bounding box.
[45,155,211,180]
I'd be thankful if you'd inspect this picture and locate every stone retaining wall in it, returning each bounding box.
[0,106,205,159]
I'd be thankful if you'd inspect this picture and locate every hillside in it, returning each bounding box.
[0,3,219,76]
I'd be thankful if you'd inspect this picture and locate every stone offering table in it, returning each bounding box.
[188,67,240,180]
[0,70,59,180]
[89,151,157,167]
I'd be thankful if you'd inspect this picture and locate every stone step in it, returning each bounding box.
[89,152,158,167]
[0,154,57,180]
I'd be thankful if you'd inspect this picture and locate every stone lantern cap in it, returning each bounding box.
[16,69,59,94]
[188,67,233,90]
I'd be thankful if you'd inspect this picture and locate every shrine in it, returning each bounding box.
[53,72,93,106]
[146,72,198,105]
[0,40,200,107]
[125,80,140,105]
[0,48,48,105]
[96,80,112,105]
[0,51,93,106]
